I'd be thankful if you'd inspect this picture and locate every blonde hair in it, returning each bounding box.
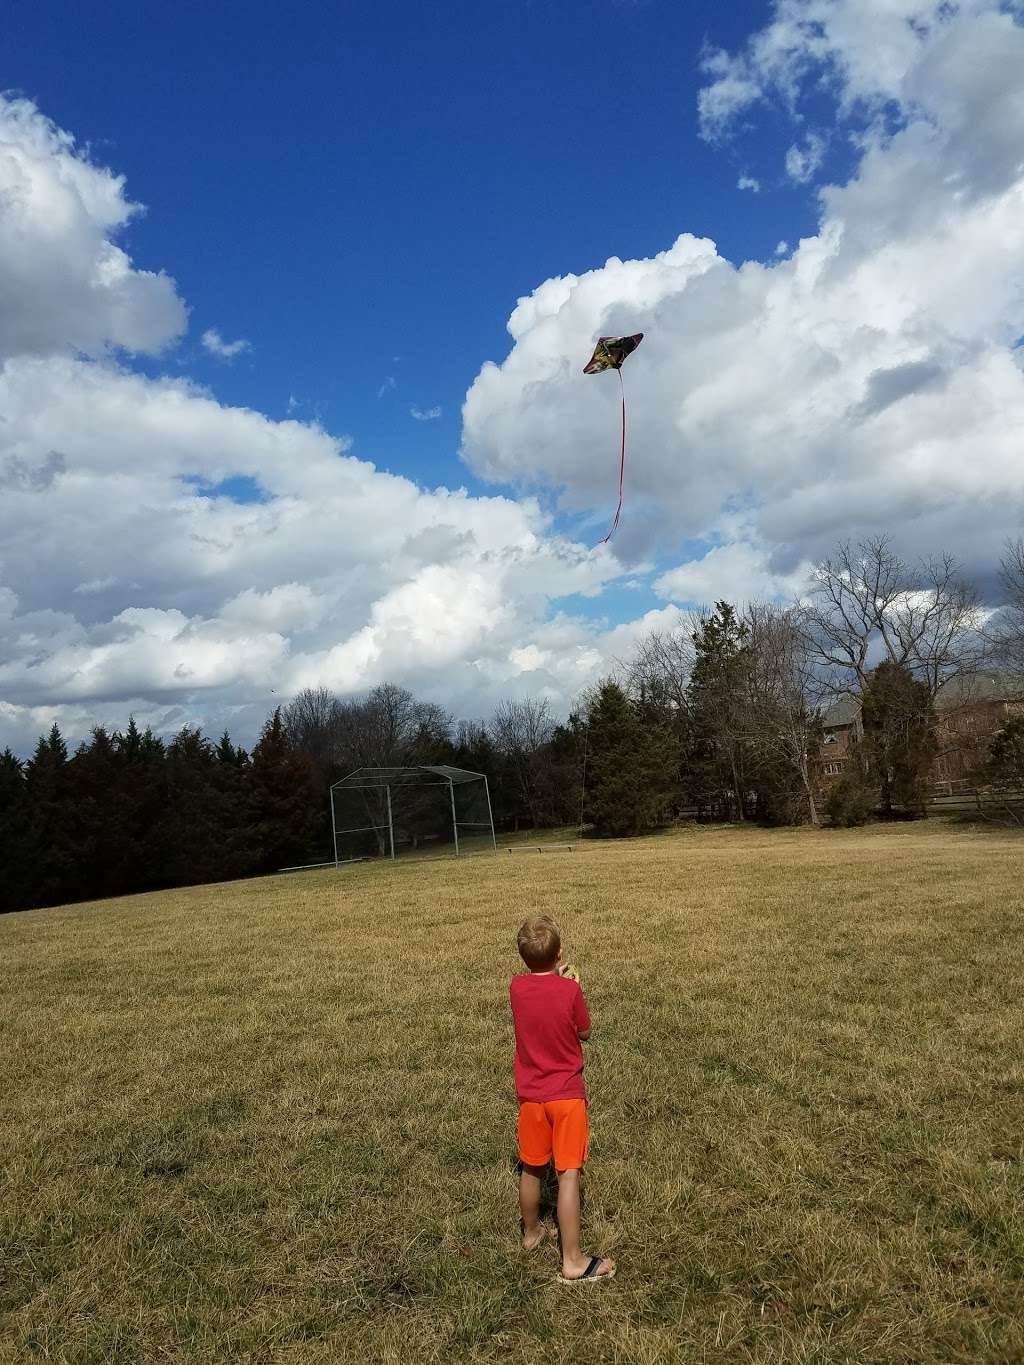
[517,915,561,970]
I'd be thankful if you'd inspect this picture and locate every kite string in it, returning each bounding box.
[598,366,627,545]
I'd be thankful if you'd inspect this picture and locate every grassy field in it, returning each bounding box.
[2,822,1023,1364]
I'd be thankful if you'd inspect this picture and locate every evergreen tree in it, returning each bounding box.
[633,679,692,821]
[824,740,877,827]
[978,715,1024,790]
[112,719,169,893]
[155,727,251,886]
[216,730,249,768]
[687,602,754,820]
[23,724,75,907]
[861,661,936,817]
[248,709,320,871]
[584,682,676,837]
[0,748,31,911]
[547,712,589,829]
[973,716,1024,824]
[67,726,125,899]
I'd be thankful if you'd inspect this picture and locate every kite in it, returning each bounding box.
[583,333,643,542]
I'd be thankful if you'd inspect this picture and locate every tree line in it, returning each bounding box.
[3,534,1024,913]
[0,713,320,914]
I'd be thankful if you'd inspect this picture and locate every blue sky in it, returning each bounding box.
[2,0,1023,750]
[5,0,813,491]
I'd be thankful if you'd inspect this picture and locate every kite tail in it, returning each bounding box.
[598,367,626,545]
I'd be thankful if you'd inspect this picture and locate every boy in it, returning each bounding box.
[510,914,615,1283]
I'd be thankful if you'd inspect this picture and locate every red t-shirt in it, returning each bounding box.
[510,972,592,1103]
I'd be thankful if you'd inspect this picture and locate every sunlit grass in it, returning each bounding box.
[2,822,1022,1362]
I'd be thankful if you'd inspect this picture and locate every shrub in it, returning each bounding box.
[826,771,876,827]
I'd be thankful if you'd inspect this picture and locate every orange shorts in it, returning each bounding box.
[517,1098,589,1171]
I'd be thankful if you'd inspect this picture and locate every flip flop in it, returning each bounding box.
[557,1256,615,1284]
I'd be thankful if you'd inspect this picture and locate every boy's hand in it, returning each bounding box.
[558,963,580,984]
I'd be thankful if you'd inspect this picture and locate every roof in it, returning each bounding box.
[820,674,1024,727]
[935,672,1024,709]
[821,697,860,728]
[331,765,486,789]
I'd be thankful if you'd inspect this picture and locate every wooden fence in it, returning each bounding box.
[927,781,1024,821]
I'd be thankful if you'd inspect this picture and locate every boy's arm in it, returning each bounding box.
[573,985,592,1042]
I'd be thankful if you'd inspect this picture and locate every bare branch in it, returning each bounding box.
[800,535,985,700]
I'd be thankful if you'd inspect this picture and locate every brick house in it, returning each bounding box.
[818,697,861,784]
[931,674,1024,790]
[815,674,1024,793]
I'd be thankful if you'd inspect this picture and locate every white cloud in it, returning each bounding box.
[410,405,442,421]
[377,375,397,398]
[0,344,629,750]
[72,577,119,596]
[0,95,186,361]
[775,240,789,255]
[7,3,1024,753]
[784,131,826,183]
[698,0,947,140]
[462,0,1024,584]
[201,327,251,360]
[655,542,811,607]
[737,174,761,192]
[698,47,768,141]
[0,95,638,755]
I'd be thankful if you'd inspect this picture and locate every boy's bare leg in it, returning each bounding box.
[556,1168,614,1278]
[519,1163,547,1249]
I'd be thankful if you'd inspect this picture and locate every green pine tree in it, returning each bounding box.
[687,602,754,821]
[584,682,676,837]
[23,724,75,907]
[861,661,936,817]
[0,748,31,912]
[248,709,320,871]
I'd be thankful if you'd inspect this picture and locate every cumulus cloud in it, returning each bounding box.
[0,350,623,723]
[0,95,186,360]
[0,351,633,748]
[737,174,761,192]
[201,327,251,360]
[655,541,812,608]
[8,2,1024,753]
[410,404,442,421]
[0,95,636,755]
[698,0,952,139]
[462,0,1024,585]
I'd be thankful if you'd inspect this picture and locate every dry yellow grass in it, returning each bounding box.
[2,822,1023,1363]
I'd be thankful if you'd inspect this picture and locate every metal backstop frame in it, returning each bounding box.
[329,765,497,865]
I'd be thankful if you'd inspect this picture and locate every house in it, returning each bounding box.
[931,673,1024,790]
[814,674,1024,793]
[818,697,860,784]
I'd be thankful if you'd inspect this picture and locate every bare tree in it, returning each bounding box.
[283,681,452,779]
[988,539,1024,682]
[281,686,344,772]
[800,536,986,701]
[743,603,824,825]
[492,697,554,828]
[338,682,451,769]
[626,603,825,824]
[624,619,697,713]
